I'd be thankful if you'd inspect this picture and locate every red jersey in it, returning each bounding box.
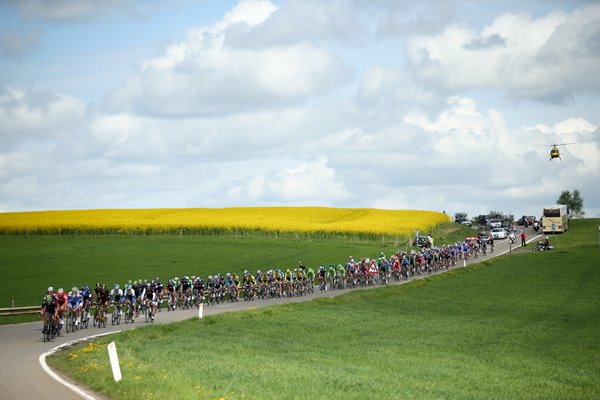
[54,292,68,305]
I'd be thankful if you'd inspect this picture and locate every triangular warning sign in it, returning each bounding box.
[367,260,379,275]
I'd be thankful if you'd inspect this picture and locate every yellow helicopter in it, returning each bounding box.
[546,143,575,161]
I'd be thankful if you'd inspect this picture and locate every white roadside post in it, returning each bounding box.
[198,302,204,319]
[107,342,122,383]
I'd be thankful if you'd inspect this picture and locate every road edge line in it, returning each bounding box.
[39,330,122,400]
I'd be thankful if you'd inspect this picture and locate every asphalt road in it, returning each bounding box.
[0,227,541,400]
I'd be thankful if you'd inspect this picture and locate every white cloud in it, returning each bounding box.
[0,88,87,147]
[225,158,350,205]
[356,66,437,108]
[106,0,351,117]
[407,3,600,101]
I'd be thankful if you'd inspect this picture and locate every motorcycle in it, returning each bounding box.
[533,221,540,232]
[533,241,553,252]
[508,232,516,244]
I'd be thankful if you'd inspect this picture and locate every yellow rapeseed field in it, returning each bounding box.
[0,207,449,238]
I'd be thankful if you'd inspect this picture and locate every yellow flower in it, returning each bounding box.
[0,207,449,238]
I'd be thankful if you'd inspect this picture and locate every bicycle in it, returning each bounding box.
[111,303,122,326]
[124,301,135,324]
[55,309,64,337]
[93,304,107,328]
[167,293,176,311]
[42,312,57,342]
[156,295,163,312]
[144,301,154,323]
[81,302,91,329]
[65,307,77,333]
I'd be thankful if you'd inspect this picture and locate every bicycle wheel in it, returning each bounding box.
[43,319,51,342]
[82,310,89,329]
[111,309,117,326]
[65,313,72,333]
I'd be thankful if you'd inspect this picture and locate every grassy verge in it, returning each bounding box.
[48,220,600,399]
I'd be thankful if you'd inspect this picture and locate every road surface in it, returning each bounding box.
[0,227,541,399]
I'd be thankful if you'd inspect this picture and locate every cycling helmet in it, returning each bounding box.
[72,287,78,292]
[47,286,54,293]
[82,284,89,290]
[57,288,64,294]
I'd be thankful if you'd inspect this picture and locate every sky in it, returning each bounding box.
[1,0,599,219]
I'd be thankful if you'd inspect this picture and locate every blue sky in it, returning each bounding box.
[1,0,599,218]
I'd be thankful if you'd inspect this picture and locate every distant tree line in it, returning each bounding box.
[454,211,514,227]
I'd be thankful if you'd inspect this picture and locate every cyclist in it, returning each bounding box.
[155,278,164,298]
[141,282,157,321]
[274,269,283,296]
[80,284,92,323]
[225,273,238,301]
[243,270,255,300]
[123,284,137,322]
[327,264,336,290]
[193,276,205,305]
[165,279,176,309]
[67,287,83,328]
[40,287,58,334]
[96,284,110,323]
[110,284,124,317]
[306,266,315,285]
[181,276,191,306]
[54,288,68,326]
[318,266,327,291]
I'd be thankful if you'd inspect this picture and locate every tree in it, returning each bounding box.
[454,212,468,223]
[557,189,585,218]
[488,210,514,227]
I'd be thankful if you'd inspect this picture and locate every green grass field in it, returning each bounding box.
[47,219,600,399]
[0,222,476,309]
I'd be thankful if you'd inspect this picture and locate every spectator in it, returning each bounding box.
[521,231,527,247]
